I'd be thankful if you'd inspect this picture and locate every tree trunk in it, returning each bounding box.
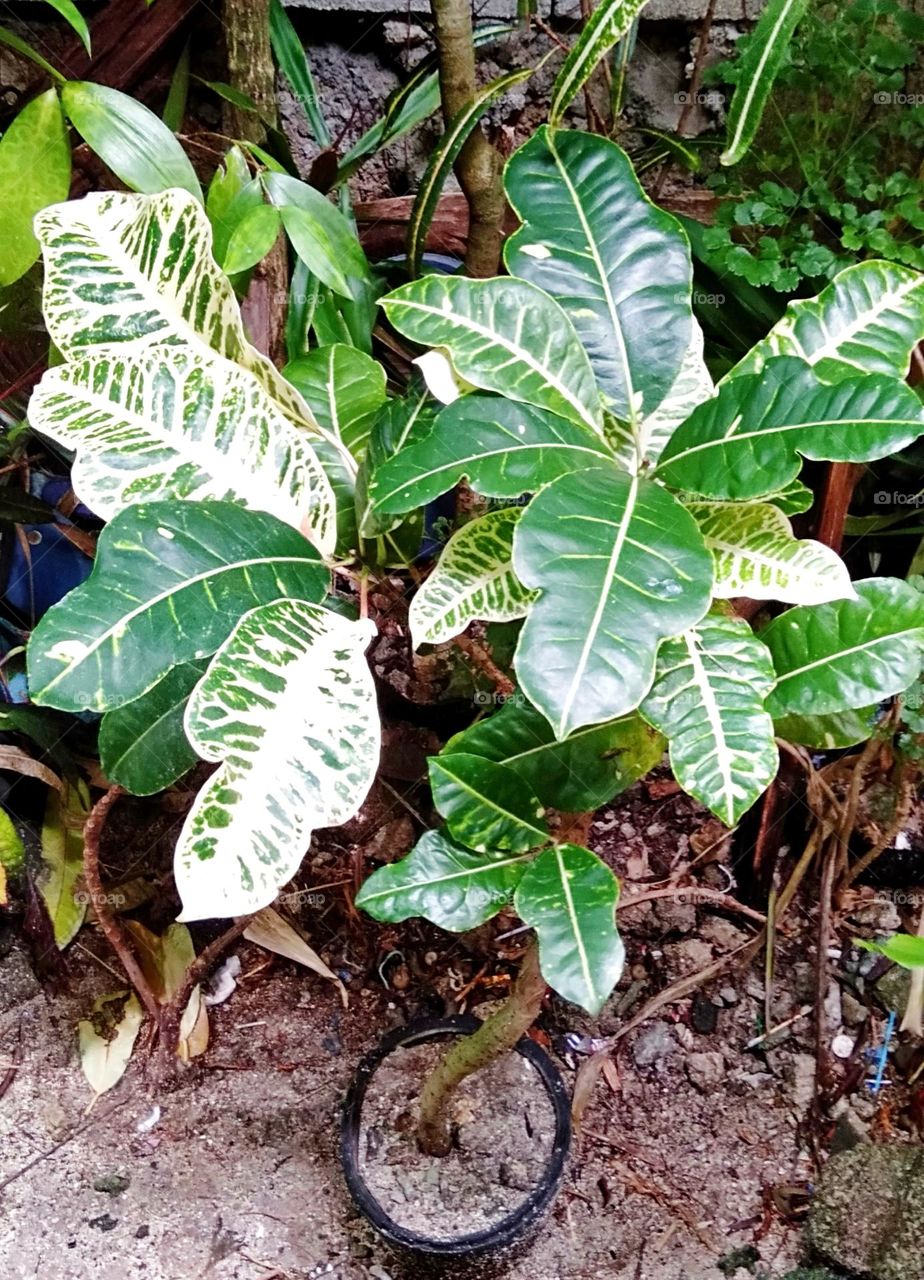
[222,0,287,363]
[431,0,505,277]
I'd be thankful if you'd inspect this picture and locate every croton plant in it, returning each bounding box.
[25,126,924,1015]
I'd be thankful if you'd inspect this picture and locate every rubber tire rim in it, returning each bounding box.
[340,1014,572,1258]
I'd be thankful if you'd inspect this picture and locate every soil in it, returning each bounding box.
[357,1041,556,1241]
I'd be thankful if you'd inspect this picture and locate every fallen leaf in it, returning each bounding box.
[123,920,209,1059]
[39,781,89,949]
[0,745,62,791]
[244,907,348,1007]
[78,992,143,1096]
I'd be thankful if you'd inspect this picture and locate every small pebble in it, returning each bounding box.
[832,1033,855,1059]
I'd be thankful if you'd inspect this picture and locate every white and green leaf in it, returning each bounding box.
[29,348,337,552]
[731,260,924,384]
[410,507,536,648]
[382,275,603,434]
[640,615,778,826]
[505,126,692,427]
[177,600,379,920]
[34,188,324,438]
[28,501,329,713]
[549,0,650,127]
[513,465,714,737]
[369,395,613,518]
[283,343,387,461]
[762,578,924,719]
[688,501,855,605]
[720,0,809,166]
[515,843,624,1014]
[656,356,924,501]
[635,319,713,465]
[355,830,531,931]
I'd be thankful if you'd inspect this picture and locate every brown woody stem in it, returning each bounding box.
[417,940,546,1156]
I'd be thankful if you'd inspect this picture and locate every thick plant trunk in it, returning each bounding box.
[417,940,547,1156]
[431,0,505,277]
[222,0,287,364]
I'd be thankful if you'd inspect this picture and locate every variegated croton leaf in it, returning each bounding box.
[28,189,345,557]
[177,599,379,920]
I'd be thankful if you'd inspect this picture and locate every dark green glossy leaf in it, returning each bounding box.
[355,829,531,930]
[721,0,809,165]
[445,696,664,811]
[513,466,714,737]
[657,357,924,500]
[28,500,329,713]
[99,662,205,796]
[505,127,691,425]
[515,843,624,1014]
[774,706,879,750]
[369,395,612,517]
[284,344,386,460]
[429,753,548,852]
[762,579,924,719]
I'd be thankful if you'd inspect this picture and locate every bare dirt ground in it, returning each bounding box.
[0,774,823,1280]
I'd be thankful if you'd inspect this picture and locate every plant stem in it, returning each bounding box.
[430,0,506,276]
[83,786,162,1029]
[417,939,546,1156]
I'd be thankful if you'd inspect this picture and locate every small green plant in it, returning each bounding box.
[857,932,924,1035]
[703,0,924,292]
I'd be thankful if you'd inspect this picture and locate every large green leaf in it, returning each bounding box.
[549,0,649,127]
[264,172,371,298]
[28,501,328,713]
[640,615,778,826]
[446,696,664,812]
[382,275,602,434]
[720,0,810,166]
[29,348,337,552]
[283,344,386,461]
[99,662,206,796]
[732,261,924,384]
[33,188,324,440]
[356,391,432,557]
[61,82,201,200]
[176,600,378,920]
[656,356,924,501]
[762,578,924,719]
[505,127,691,427]
[515,843,624,1014]
[369,395,612,517]
[513,466,714,737]
[409,67,533,277]
[774,705,878,750]
[429,753,548,852]
[355,830,531,931]
[687,501,854,605]
[0,90,71,287]
[410,507,535,648]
